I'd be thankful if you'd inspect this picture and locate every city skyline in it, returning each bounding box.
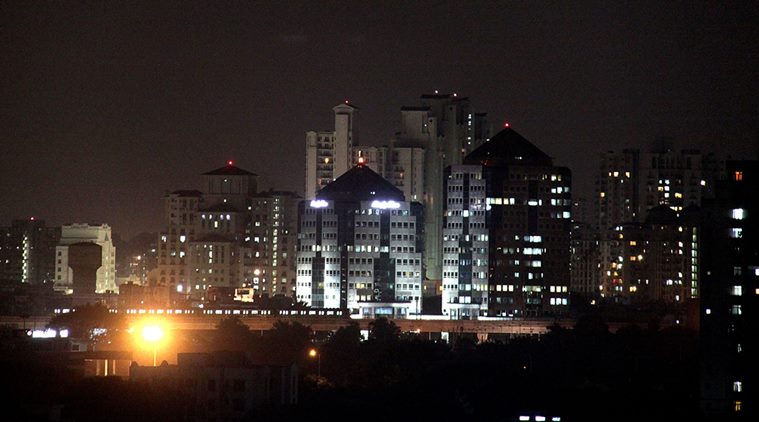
[2,1,758,239]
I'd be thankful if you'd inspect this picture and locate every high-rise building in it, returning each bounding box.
[155,190,202,289]
[442,127,571,319]
[569,200,600,298]
[154,163,300,303]
[296,163,424,317]
[700,160,758,420]
[0,218,60,285]
[304,103,358,200]
[54,223,116,294]
[596,145,720,231]
[396,93,491,282]
[597,205,699,305]
[591,143,722,304]
[247,190,300,297]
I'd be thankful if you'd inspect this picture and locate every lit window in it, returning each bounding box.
[731,286,743,296]
[733,381,742,392]
[731,305,742,315]
[730,228,743,238]
[731,209,746,220]
[734,171,743,181]
[734,401,742,412]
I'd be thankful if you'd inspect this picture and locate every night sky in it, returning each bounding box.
[2,1,757,238]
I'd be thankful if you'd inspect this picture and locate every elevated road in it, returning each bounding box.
[0,314,642,337]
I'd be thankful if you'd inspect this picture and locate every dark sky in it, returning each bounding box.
[2,1,757,239]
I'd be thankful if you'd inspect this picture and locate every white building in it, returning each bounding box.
[54,223,116,294]
[304,103,358,200]
[296,163,424,317]
[395,94,491,281]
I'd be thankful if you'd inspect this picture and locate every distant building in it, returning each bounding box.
[396,94,491,282]
[247,190,300,297]
[597,205,699,305]
[700,160,758,420]
[304,103,358,200]
[595,145,720,231]
[153,163,300,304]
[296,163,424,317]
[54,224,116,294]
[442,127,571,319]
[130,351,298,421]
[0,218,60,285]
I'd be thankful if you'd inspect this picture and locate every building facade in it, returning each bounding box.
[296,164,424,317]
[395,94,491,282]
[0,218,60,285]
[247,191,300,297]
[154,163,300,303]
[442,127,571,319]
[304,103,358,200]
[700,160,758,420]
[54,223,117,294]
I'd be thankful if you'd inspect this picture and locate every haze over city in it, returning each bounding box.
[2,1,757,238]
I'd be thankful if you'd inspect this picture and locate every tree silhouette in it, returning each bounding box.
[212,316,254,351]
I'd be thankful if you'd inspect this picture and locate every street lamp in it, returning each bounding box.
[308,348,320,382]
[142,325,164,366]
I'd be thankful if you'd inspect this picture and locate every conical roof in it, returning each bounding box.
[316,164,404,202]
[464,127,553,167]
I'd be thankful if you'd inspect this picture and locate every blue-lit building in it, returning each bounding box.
[296,162,424,317]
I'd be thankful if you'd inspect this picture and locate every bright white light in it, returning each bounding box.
[177,284,184,293]
[32,329,57,338]
[519,417,530,421]
[59,329,69,338]
[310,199,329,208]
[536,417,546,422]
[552,418,561,422]
[371,200,401,209]
[732,208,746,220]
[143,325,164,342]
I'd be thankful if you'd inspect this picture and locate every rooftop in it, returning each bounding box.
[316,164,405,202]
[464,127,553,167]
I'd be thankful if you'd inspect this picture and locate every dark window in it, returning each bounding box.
[208,379,216,392]
[233,379,245,392]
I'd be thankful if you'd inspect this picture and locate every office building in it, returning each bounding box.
[296,163,424,317]
[395,93,491,282]
[442,126,571,318]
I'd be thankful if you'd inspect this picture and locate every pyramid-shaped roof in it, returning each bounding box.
[203,163,257,176]
[464,127,553,167]
[316,164,404,202]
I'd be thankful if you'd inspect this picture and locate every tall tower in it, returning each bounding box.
[442,127,571,319]
[304,103,359,199]
[396,93,490,282]
[700,160,758,420]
